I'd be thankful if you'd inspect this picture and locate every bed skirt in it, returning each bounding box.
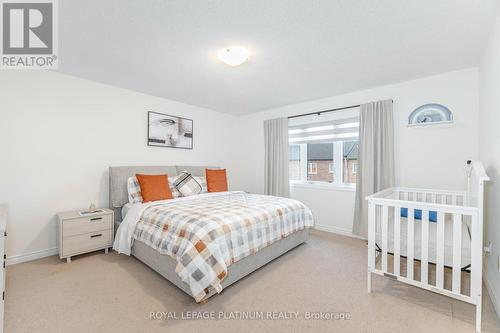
[130,228,309,302]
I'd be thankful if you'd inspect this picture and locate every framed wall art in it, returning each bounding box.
[147,111,193,149]
[408,103,453,127]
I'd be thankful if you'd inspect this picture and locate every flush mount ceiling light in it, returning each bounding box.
[217,46,249,66]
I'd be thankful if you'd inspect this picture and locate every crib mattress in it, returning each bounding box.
[375,215,471,267]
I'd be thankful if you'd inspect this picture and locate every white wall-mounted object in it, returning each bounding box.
[57,208,114,263]
[367,160,489,332]
[408,103,453,127]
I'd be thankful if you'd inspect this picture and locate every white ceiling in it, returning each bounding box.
[58,0,500,115]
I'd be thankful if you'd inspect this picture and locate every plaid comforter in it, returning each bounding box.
[132,191,314,302]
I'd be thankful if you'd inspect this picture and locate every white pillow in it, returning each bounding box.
[174,172,203,197]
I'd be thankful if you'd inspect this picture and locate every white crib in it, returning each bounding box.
[366,161,489,332]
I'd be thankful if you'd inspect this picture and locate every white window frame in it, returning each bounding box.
[299,143,308,180]
[288,144,302,181]
[332,141,343,183]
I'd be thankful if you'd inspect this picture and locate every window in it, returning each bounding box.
[308,162,318,174]
[288,112,359,186]
[288,145,301,181]
[307,143,332,181]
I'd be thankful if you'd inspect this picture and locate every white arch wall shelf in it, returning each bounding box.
[408,103,453,127]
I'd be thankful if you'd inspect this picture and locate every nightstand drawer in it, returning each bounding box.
[62,229,112,256]
[63,214,113,237]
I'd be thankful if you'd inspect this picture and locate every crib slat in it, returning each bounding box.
[436,212,445,289]
[407,208,414,280]
[394,206,401,276]
[452,213,462,293]
[381,205,388,272]
[421,210,429,285]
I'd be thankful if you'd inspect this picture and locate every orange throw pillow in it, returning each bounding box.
[206,169,228,192]
[135,174,173,202]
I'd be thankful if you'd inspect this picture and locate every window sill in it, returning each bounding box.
[290,181,356,192]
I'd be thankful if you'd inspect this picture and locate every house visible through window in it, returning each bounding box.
[307,143,332,181]
[288,111,359,186]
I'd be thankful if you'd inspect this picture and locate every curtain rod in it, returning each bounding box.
[287,100,393,119]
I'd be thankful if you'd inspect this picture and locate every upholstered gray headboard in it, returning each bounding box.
[109,165,217,222]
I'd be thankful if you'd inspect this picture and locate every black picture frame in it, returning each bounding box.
[147,111,193,149]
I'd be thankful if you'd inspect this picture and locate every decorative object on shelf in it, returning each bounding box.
[148,111,193,149]
[78,202,103,216]
[78,208,105,216]
[408,103,453,127]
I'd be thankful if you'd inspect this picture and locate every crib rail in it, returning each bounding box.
[367,161,489,332]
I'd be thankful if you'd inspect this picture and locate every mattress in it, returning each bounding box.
[375,215,471,267]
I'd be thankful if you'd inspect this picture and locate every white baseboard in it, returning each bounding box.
[314,224,366,240]
[484,272,500,320]
[6,247,58,266]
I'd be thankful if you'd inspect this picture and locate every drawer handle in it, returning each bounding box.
[90,217,102,221]
[90,234,103,238]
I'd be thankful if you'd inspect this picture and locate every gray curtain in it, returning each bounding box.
[352,99,395,238]
[264,118,290,197]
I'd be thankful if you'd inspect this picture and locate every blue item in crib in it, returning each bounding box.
[400,208,437,222]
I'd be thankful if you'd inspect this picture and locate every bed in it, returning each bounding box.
[109,166,313,302]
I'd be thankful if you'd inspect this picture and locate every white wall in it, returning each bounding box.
[292,186,356,236]
[0,71,239,264]
[479,14,500,317]
[0,68,482,266]
[232,68,479,235]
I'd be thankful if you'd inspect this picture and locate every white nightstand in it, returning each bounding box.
[57,208,114,263]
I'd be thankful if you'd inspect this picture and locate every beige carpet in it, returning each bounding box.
[5,230,500,333]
